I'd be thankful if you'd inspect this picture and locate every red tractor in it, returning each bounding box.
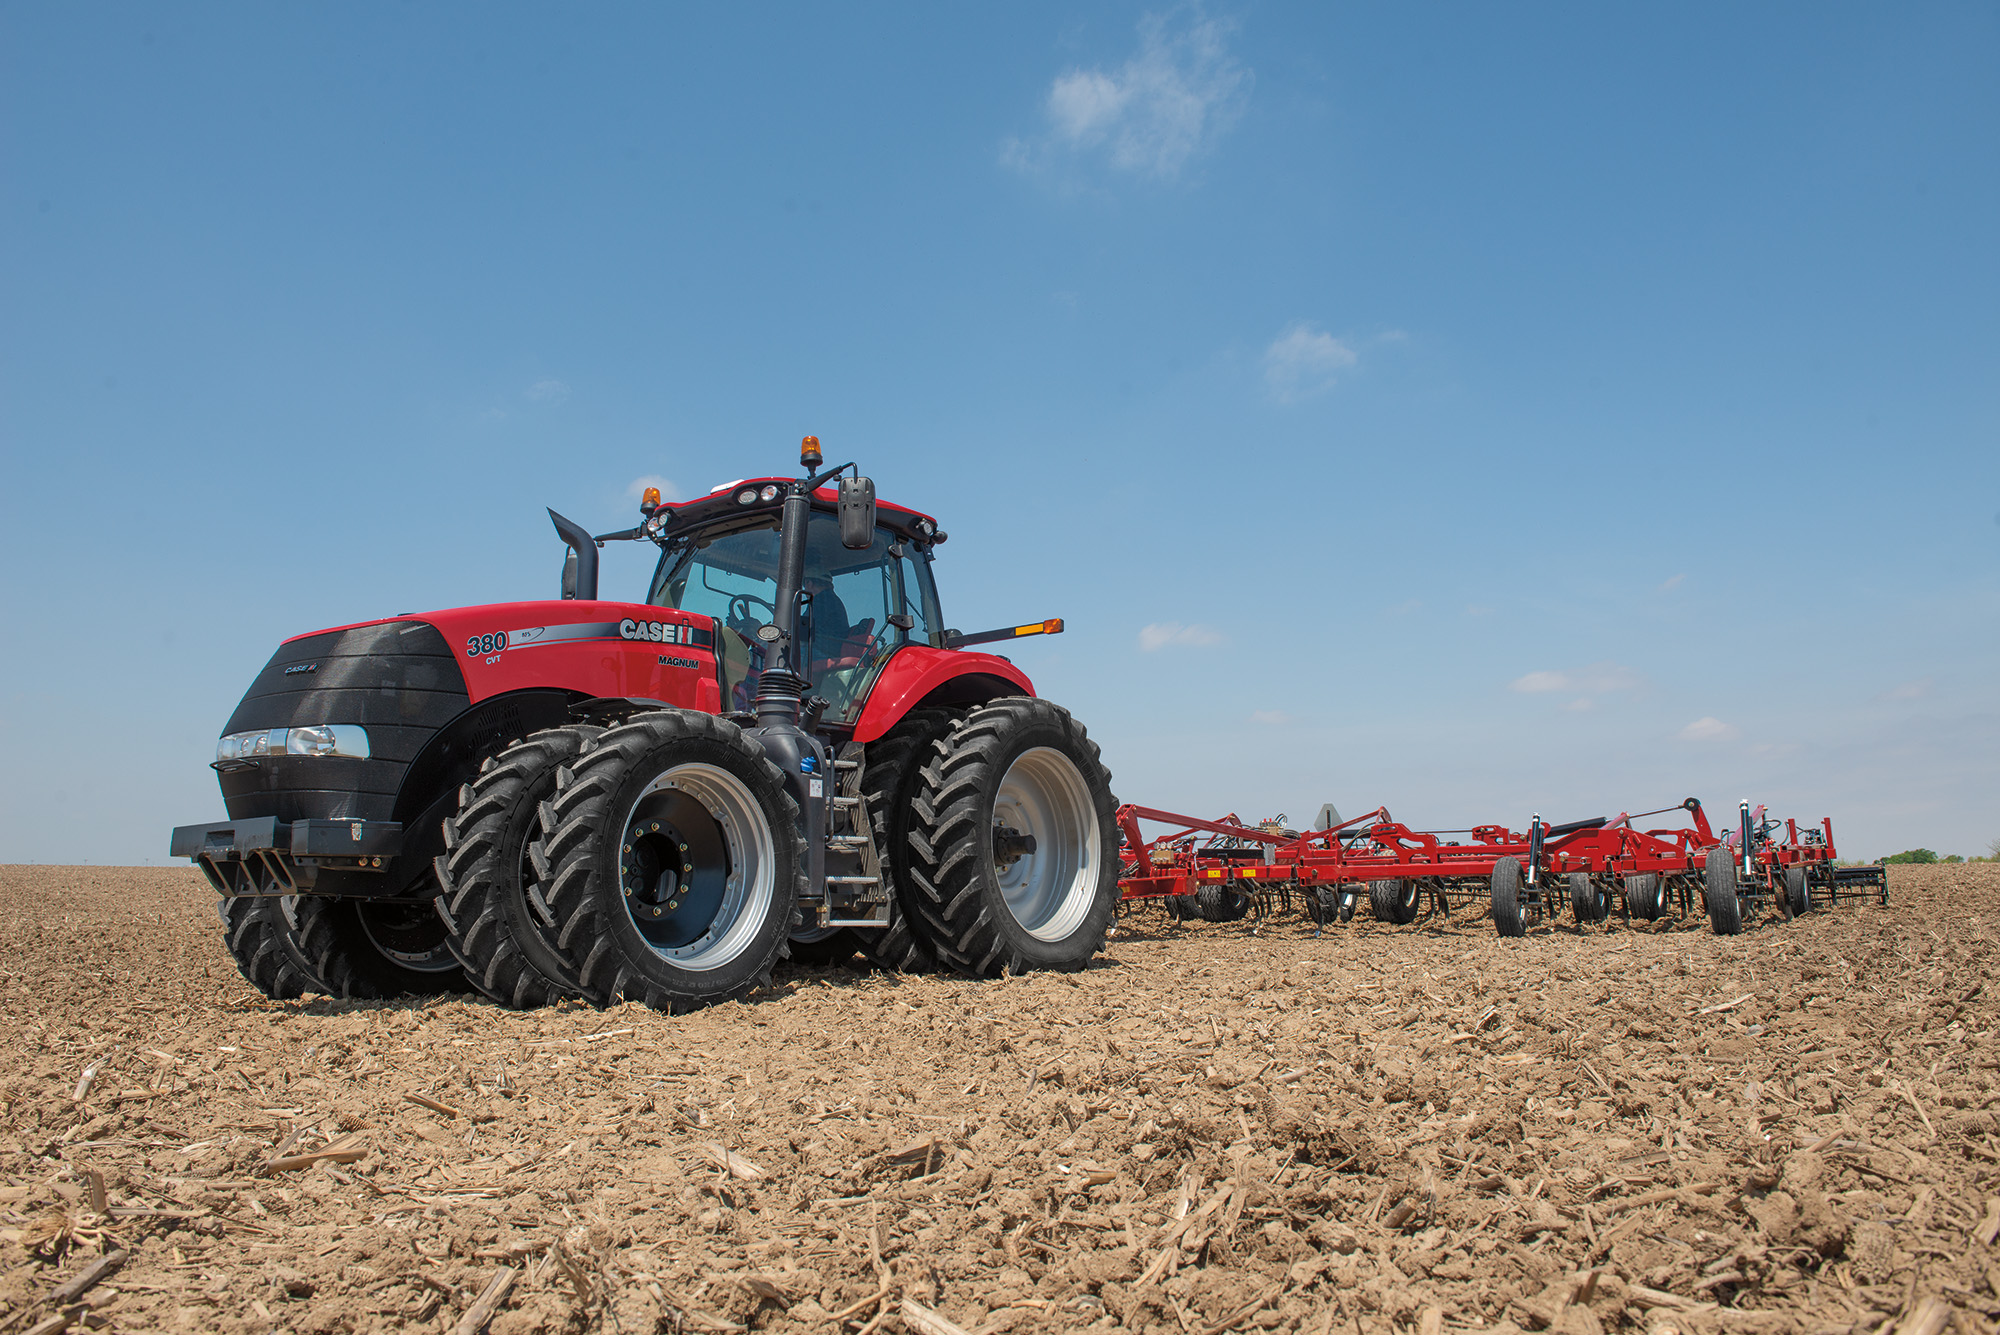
[171,439,1120,1011]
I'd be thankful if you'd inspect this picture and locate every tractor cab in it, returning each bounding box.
[643,487,944,722]
[648,505,944,723]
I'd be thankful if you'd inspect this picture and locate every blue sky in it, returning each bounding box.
[3,3,1995,864]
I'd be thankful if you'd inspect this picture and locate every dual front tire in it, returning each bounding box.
[537,712,805,1013]
[220,883,467,1003]
[435,725,603,1006]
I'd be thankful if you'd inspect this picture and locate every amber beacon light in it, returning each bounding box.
[800,435,823,470]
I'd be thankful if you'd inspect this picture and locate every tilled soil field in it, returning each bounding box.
[3,865,1998,1335]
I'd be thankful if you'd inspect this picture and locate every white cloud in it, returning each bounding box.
[1658,573,1685,591]
[1139,621,1224,651]
[1007,9,1251,181]
[526,378,571,403]
[1264,322,1357,402]
[627,474,681,504]
[1679,716,1741,742]
[1884,679,1931,701]
[1508,662,1643,695]
[1250,709,1292,726]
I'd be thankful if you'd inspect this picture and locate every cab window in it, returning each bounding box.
[649,516,928,723]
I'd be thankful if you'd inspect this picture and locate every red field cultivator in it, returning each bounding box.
[1116,797,1886,938]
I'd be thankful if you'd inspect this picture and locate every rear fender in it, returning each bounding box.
[851,646,1034,744]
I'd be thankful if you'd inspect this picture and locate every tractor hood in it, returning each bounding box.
[219,600,727,825]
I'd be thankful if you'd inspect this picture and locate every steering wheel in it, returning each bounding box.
[726,593,777,630]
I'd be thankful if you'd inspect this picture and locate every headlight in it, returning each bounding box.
[216,725,369,763]
[736,488,758,505]
[758,484,779,501]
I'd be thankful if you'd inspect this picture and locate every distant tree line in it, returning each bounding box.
[1872,838,2000,864]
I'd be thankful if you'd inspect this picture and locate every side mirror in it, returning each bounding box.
[838,476,876,550]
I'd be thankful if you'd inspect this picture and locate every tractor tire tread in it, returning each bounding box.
[538,711,804,1013]
[902,698,1118,977]
[856,707,966,973]
[440,725,601,1009]
[221,896,331,1000]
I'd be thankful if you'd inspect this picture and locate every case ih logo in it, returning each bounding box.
[619,619,695,646]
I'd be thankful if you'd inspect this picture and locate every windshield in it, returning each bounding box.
[648,516,940,724]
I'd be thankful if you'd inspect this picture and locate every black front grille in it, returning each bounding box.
[219,621,469,823]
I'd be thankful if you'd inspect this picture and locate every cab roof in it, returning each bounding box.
[656,476,939,539]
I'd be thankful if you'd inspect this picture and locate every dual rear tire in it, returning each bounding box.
[900,697,1120,977]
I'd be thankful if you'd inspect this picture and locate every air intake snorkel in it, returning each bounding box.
[549,509,599,601]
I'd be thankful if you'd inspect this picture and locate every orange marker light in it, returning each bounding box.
[1043,618,1064,634]
[640,486,662,514]
[800,435,823,469]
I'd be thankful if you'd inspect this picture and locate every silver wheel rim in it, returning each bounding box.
[617,762,775,972]
[992,746,1100,942]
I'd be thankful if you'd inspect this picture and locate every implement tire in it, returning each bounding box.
[288,891,467,999]
[1369,879,1419,925]
[1623,873,1662,921]
[1785,866,1812,918]
[539,710,804,1013]
[1492,857,1526,938]
[1195,885,1251,922]
[1704,847,1744,936]
[437,724,602,1008]
[903,697,1119,977]
[1569,873,1609,925]
[221,894,330,1000]
[856,707,964,973]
